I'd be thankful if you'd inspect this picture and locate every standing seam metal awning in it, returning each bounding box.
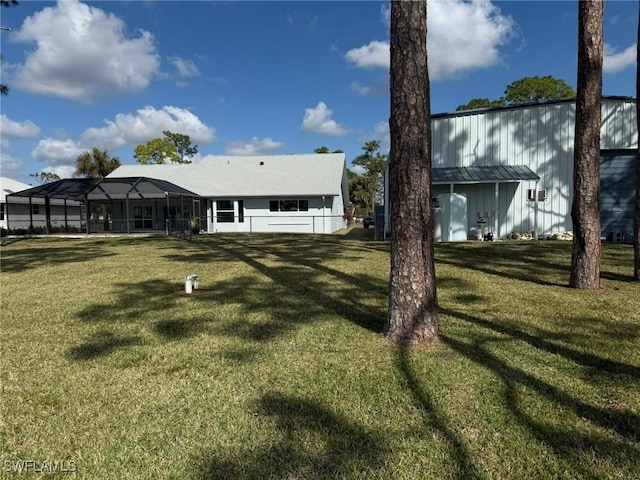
[432,164,541,241]
[432,165,540,184]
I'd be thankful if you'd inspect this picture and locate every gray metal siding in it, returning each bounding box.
[429,98,637,238]
[600,150,636,242]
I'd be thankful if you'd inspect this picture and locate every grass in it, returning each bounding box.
[1,230,639,479]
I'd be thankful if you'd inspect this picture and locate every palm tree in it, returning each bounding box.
[75,148,121,232]
[74,148,121,178]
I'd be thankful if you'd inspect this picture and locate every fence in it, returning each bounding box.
[3,215,349,237]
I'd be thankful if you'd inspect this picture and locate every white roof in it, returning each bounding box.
[1,177,32,202]
[107,153,347,197]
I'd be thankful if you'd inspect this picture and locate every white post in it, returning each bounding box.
[494,182,499,239]
[534,180,539,240]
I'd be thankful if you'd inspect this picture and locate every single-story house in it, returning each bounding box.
[384,96,637,242]
[1,176,83,232]
[107,153,350,234]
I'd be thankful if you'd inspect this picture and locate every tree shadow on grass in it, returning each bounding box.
[163,235,389,334]
[440,308,640,478]
[395,345,483,480]
[0,240,117,273]
[67,330,144,361]
[440,307,640,381]
[435,242,572,287]
[68,235,388,361]
[194,393,386,480]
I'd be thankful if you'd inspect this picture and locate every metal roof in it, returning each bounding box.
[6,177,199,202]
[432,165,540,184]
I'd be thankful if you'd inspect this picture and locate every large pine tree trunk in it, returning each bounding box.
[570,0,603,289]
[385,0,438,343]
[634,2,640,281]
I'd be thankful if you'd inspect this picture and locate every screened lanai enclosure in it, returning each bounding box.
[5,177,203,236]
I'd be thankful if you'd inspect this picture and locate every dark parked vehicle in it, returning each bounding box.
[363,216,375,228]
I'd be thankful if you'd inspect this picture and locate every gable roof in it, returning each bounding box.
[107,153,347,197]
[1,177,32,202]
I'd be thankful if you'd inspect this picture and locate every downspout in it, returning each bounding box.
[322,195,326,234]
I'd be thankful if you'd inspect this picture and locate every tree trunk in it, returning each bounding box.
[385,0,438,343]
[634,2,640,281]
[570,0,603,289]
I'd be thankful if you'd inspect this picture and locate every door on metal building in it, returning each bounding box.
[600,150,635,243]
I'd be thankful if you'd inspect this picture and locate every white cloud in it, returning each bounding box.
[374,121,390,151]
[169,56,200,77]
[351,82,386,96]
[350,164,367,176]
[0,152,23,174]
[31,138,84,166]
[225,137,284,156]
[80,105,216,151]
[604,43,636,73]
[10,0,160,102]
[345,41,390,69]
[345,0,514,80]
[0,115,41,138]
[41,165,76,179]
[301,101,348,137]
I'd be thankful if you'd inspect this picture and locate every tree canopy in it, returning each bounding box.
[75,148,121,178]
[350,140,387,214]
[456,75,576,111]
[163,131,198,162]
[134,131,197,164]
[314,146,344,154]
[1,1,18,96]
[30,172,60,184]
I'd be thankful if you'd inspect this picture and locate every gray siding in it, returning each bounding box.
[600,150,636,243]
[427,97,637,238]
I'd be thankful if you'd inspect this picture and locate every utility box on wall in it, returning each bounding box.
[438,193,468,242]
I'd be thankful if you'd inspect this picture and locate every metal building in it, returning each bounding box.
[384,96,637,241]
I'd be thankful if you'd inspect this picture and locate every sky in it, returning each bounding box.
[0,0,637,185]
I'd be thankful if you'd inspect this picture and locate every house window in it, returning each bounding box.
[269,199,309,212]
[32,204,40,215]
[133,206,153,229]
[527,189,547,202]
[280,200,298,212]
[0,203,4,221]
[216,200,234,223]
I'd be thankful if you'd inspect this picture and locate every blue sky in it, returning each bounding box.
[1,0,637,185]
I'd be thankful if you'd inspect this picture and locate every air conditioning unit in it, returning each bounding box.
[527,189,547,202]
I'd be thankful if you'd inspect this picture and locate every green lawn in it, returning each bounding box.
[1,232,638,479]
